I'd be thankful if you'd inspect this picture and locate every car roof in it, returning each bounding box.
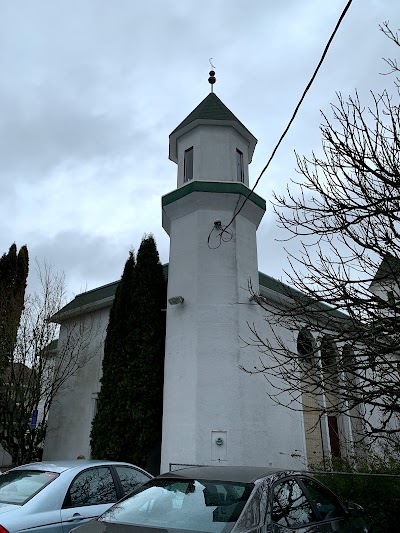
[10,460,141,474]
[159,466,291,483]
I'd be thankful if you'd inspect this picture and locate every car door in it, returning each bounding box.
[60,466,119,533]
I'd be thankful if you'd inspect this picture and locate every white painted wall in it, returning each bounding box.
[43,307,109,460]
[161,188,307,472]
[176,126,250,187]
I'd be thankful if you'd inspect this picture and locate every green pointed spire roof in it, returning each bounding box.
[171,92,251,136]
[169,92,257,163]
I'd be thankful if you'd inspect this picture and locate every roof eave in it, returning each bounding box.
[50,295,115,324]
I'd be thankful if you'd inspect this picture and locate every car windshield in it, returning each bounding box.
[100,477,254,533]
[0,470,59,505]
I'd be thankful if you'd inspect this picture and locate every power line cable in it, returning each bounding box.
[223,0,353,232]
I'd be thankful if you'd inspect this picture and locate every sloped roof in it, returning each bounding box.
[169,92,257,163]
[56,280,120,316]
[53,265,346,321]
[259,272,348,320]
[170,92,252,137]
[52,264,169,321]
[372,253,400,283]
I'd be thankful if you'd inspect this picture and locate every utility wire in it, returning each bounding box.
[223,0,353,231]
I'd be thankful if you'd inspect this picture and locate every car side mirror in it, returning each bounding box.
[345,501,364,518]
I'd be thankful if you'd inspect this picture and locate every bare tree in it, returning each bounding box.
[0,262,98,465]
[243,24,400,451]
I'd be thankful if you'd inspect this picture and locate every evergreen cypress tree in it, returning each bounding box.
[90,251,136,460]
[0,244,29,367]
[126,235,166,468]
[91,236,166,470]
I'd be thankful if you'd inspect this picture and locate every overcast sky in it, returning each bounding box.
[1,0,398,301]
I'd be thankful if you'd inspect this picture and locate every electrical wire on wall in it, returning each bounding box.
[207,194,243,249]
[207,219,233,249]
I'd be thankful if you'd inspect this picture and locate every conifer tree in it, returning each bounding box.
[127,235,166,467]
[0,244,29,367]
[90,251,136,461]
[91,236,166,469]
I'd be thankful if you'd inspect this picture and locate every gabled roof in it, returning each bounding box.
[169,92,257,163]
[372,253,400,284]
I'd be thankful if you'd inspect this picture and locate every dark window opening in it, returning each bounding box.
[184,147,193,182]
[328,416,341,458]
[297,329,315,366]
[236,149,244,182]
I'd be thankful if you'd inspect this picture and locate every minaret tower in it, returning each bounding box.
[161,72,266,472]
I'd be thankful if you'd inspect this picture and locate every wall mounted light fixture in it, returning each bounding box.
[168,296,184,305]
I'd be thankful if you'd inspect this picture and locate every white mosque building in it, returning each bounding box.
[43,80,360,472]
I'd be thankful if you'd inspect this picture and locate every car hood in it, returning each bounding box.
[0,502,20,514]
[71,521,195,533]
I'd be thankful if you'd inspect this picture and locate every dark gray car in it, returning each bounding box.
[70,465,369,533]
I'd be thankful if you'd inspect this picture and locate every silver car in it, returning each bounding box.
[0,460,152,533]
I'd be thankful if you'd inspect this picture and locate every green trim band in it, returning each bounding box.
[162,181,266,210]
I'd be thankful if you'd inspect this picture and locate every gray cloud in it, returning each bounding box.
[0,0,398,301]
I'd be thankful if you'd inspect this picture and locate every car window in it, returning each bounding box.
[0,470,59,505]
[115,466,151,495]
[272,478,316,528]
[300,477,345,521]
[235,484,267,532]
[66,467,118,508]
[101,478,254,533]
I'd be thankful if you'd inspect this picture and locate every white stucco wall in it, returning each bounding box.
[43,307,109,461]
[176,126,250,187]
[161,189,307,472]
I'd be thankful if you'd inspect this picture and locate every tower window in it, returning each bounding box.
[184,147,193,182]
[236,149,244,182]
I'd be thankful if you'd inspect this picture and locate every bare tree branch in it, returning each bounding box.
[0,261,100,465]
[243,28,400,455]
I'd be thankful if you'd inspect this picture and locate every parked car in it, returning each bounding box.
[0,459,152,533]
[70,465,369,533]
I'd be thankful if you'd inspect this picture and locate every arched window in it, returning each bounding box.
[320,337,339,375]
[298,329,325,466]
[320,337,341,458]
[342,344,356,373]
[297,328,315,366]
